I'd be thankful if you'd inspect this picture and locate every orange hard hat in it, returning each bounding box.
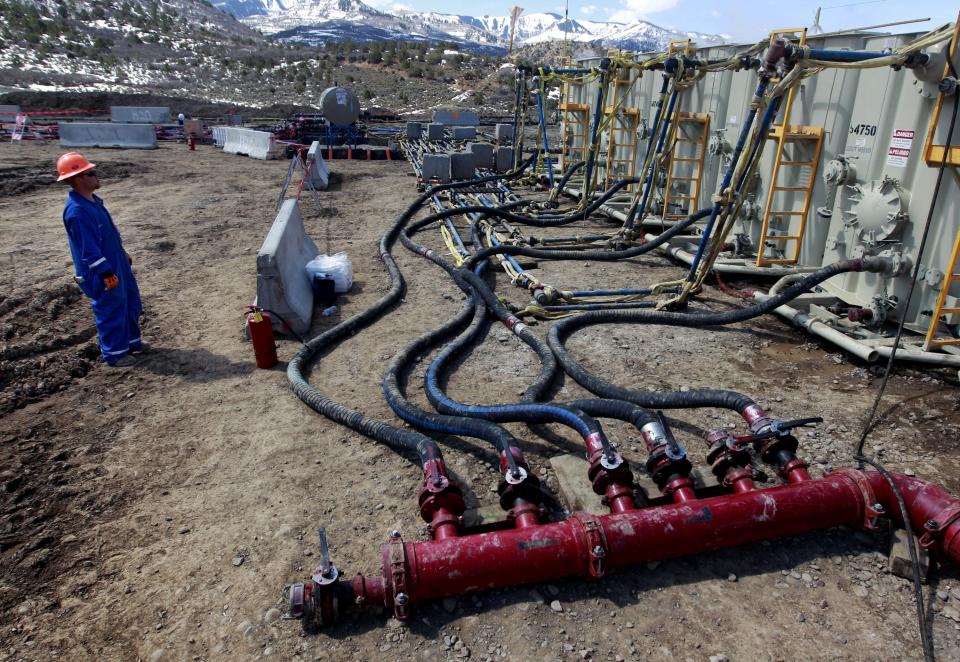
[56,152,96,182]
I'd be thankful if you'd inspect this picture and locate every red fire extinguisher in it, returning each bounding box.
[188,134,197,150]
[247,308,278,369]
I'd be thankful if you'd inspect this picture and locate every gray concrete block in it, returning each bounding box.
[495,123,514,142]
[306,141,330,190]
[59,122,157,149]
[889,526,930,583]
[452,126,476,141]
[427,123,445,141]
[0,104,21,121]
[549,455,606,515]
[495,146,514,172]
[450,152,476,180]
[405,121,422,139]
[468,142,494,168]
[422,153,451,182]
[256,200,319,336]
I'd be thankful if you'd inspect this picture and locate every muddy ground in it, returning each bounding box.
[1,141,959,662]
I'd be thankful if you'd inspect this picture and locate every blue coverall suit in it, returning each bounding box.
[63,190,143,363]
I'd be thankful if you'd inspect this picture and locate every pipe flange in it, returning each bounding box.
[504,466,528,485]
[918,502,960,551]
[386,533,410,620]
[571,512,608,579]
[832,468,882,529]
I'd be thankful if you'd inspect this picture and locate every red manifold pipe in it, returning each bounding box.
[347,470,960,615]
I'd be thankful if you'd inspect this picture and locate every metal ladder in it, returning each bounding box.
[662,112,710,220]
[602,67,640,191]
[559,69,590,172]
[755,27,824,267]
[923,227,960,351]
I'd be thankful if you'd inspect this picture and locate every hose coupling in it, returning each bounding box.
[762,37,788,75]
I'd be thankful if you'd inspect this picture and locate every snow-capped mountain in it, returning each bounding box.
[213,1,726,52]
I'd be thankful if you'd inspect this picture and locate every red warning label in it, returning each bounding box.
[886,129,914,167]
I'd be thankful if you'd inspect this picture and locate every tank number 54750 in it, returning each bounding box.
[849,123,877,136]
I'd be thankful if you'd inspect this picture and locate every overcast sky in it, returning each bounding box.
[366,0,957,42]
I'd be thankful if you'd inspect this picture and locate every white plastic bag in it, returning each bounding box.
[306,252,353,294]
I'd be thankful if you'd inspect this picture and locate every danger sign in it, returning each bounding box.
[886,129,914,167]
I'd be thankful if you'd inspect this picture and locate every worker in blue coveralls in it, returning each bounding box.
[57,152,145,367]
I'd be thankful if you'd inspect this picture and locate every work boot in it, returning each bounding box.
[107,354,139,368]
[130,343,150,354]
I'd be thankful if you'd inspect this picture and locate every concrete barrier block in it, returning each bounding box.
[433,110,480,126]
[58,122,157,149]
[406,122,422,139]
[468,142,494,168]
[495,146,514,172]
[222,127,284,160]
[212,126,227,147]
[495,123,514,142]
[452,126,476,141]
[307,141,330,190]
[0,105,21,122]
[450,152,475,180]
[427,123,445,141]
[256,200,319,336]
[422,154,451,182]
[110,106,171,123]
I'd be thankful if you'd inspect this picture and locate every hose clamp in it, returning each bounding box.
[572,512,607,579]
[918,502,960,551]
[833,468,882,530]
[387,532,410,620]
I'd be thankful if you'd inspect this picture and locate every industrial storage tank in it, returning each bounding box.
[320,86,361,126]
[811,33,960,358]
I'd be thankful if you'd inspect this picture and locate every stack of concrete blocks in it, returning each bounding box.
[110,106,170,123]
[422,153,451,183]
[255,199,319,335]
[495,123,514,143]
[433,110,481,126]
[427,123,445,141]
[449,152,475,180]
[452,126,476,141]
[406,122,422,139]
[307,141,330,190]
[468,142,494,170]
[495,146,514,173]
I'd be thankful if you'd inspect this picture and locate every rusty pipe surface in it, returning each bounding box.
[337,471,959,619]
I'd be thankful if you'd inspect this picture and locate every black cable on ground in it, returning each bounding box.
[547,259,885,416]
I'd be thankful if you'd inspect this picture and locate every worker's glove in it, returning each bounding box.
[126,251,133,265]
[102,271,119,291]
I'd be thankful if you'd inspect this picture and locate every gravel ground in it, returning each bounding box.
[1,140,959,661]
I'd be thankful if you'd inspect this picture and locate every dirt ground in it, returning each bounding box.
[1,140,959,662]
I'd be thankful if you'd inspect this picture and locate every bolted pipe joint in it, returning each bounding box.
[762,37,788,76]
[706,429,754,488]
[586,446,633,495]
[497,449,545,511]
[418,459,466,528]
[641,420,693,494]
